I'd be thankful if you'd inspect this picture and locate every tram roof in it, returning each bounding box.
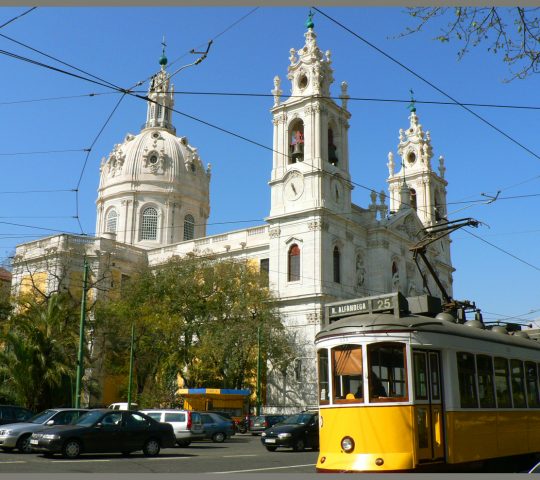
[316,312,540,351]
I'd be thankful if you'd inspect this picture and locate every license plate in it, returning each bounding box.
[264,438,276,444]
[30,439,38,445]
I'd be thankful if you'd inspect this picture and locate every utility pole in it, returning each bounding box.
[256,325,262,415]
[75,259,89,408]
[127,322,135,410]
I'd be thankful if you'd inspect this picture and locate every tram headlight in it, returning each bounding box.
[341,436,355,453]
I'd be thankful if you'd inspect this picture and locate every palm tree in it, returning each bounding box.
[0,293,79,411]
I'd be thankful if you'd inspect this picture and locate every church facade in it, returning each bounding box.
[10,21,453,410]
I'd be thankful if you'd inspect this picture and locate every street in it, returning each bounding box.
[0,433,318,474]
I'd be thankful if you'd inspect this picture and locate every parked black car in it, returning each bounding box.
[0,406,33,426]
[29,409,175,458]
[249,414,287,435]
[260,411,318,452]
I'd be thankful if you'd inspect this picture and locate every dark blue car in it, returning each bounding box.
[200,412,235,443]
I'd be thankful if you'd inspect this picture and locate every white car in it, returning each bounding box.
[0,408,88,453]
[108,403,139,410]
[140,409,204,447]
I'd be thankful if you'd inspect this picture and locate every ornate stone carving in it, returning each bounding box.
[308,220,328,231]
[307,312,321,324]
[269,227,281,239]
[142,148,167,175]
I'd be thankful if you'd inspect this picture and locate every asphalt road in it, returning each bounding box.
[0,433,318,474]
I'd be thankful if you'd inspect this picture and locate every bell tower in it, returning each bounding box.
[387,97,449,228]
[268,13,352,218]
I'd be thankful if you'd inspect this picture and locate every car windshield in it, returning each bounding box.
[281,413,314,425]
[75,410,104,426]
[27,410,57,424]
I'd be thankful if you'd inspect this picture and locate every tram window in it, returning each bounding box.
[511,359,527,408]
[317,349,330,405]
[332,345,363,404]
[413,352,428,400]
[476,355,496,408]
[368,343,407,402]
[494,357,512,408]
[429,353,441,401]
[456,352,478,408]
[526,362,540,408]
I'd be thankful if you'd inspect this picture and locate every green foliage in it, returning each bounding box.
[95,256,294,406]
[0,293,80,410]
[402,7,540,81]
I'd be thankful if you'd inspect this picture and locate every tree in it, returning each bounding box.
[402,7,540,81]
[96,255,294,406]
[0,293,80,410]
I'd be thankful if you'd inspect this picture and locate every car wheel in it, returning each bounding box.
[265,446,277,452]
[62,439,81,459]
[143,438,160,457]
[212,432,226,443]
[16,434,32,454]
[176,440,191,447]
[292,438,305,452]
[1,447,14,453]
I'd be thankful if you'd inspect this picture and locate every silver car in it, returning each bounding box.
[140,409,204,447]
[0,408,88,453]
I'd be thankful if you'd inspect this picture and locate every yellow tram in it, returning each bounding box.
[315,292,540,472]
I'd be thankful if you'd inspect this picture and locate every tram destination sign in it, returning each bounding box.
[326,292,407,322]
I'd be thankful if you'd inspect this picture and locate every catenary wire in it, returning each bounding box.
[0,7,37,30]
[0,91,118,105]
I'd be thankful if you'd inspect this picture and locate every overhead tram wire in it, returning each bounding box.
[0,91,118,106]
[0,7,37,30]
[131,89,540,112]
[0,148,88,156]
[313,7,540,164]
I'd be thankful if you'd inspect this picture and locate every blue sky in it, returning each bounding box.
[1,7,540,326]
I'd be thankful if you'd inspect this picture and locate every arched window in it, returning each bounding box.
[106,208,118,234]
[183,214,195,241]
[288,244,301,282]
[333,246,341,283]
[289,120,305,164]
[410,188,417,211]
[140,207,158,241]
[328,128,338,166]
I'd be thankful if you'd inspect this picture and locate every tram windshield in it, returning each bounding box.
[368,343,407,401]
[332,345,363,403]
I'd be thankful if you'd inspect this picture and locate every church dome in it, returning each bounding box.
[95,57,211,248]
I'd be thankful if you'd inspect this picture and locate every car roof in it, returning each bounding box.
[140,409,187,413]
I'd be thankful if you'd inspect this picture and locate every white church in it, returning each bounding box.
[11,18,453,410]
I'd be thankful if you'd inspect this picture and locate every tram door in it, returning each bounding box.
[413,350,445,462]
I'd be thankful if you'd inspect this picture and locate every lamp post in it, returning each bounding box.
[75,259,89,408]
[127,322,135,410]
[256,325,262,415]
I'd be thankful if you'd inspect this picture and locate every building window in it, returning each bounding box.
[260,258,269,286]
[410,188,417,211]
[106,208,118,234]
[289,120,304,164]
[328,128,338,166]
[140,207,158,241]
[183,214,195,241]
[288,244,300,282]
[333,246,341,283]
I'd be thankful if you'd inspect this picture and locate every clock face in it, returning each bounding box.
[284,172,304,201]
